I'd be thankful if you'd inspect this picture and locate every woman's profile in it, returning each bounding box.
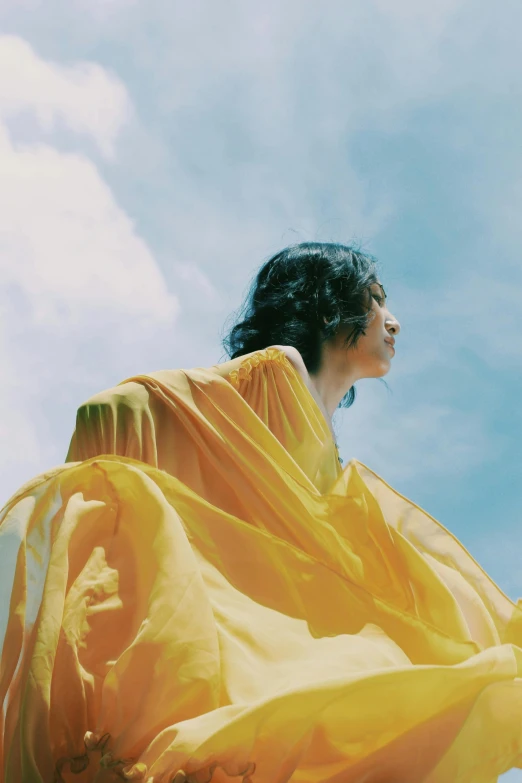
[1,242,521,783]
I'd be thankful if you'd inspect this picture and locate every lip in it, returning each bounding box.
[385,340,395,354]
[384,338,395,348]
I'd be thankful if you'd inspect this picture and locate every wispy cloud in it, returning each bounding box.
[336,380,493,486]
[0,35,130,158]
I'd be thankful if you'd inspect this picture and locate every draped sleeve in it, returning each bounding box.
[66,381,159,465]
[66,346,342,494]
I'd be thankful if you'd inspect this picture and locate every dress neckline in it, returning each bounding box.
[220,346,344,468]
[266,347,343,466]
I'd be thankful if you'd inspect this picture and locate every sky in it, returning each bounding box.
[0,1,521,777]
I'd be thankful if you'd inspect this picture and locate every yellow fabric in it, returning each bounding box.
[1,346,522,782]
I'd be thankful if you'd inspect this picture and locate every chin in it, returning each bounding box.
[375,360,392,378]
[361,358,392,380]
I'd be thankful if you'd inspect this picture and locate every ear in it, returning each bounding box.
[323,314,339,327]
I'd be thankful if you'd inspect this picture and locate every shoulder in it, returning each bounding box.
[210,345,311,391]
[269,345,310,382]
[270,344,304,367]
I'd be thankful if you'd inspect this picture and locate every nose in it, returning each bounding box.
[385,311,400,336]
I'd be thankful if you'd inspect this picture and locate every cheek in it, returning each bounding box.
[355,336,384,364]
[367,325,389,360]
[365,313,384,343]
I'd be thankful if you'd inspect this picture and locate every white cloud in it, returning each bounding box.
[0,33,178,331]
[0,137,178,328]
[0,35,181,500]
[0,34,178,334]
[0,35,131,158]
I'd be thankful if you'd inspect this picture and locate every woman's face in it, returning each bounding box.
[329,281,401,381]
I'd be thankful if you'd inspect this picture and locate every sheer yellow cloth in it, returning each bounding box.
[1,346,522,782]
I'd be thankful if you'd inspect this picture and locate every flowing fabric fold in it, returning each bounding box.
[1,347,521,782]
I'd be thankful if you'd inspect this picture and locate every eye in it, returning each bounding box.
[372,293,384,306]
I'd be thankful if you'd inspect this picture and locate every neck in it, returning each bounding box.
[308,345,358,423]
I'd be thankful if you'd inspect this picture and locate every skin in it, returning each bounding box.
[275,281,401,438]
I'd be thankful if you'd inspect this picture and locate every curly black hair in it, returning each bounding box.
[221,242,381,408]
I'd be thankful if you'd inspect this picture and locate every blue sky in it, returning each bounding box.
[0,2,521,777]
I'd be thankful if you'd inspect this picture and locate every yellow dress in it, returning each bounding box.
[1,346,522,783]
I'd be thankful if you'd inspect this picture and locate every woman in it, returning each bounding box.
[1,242,522,782]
